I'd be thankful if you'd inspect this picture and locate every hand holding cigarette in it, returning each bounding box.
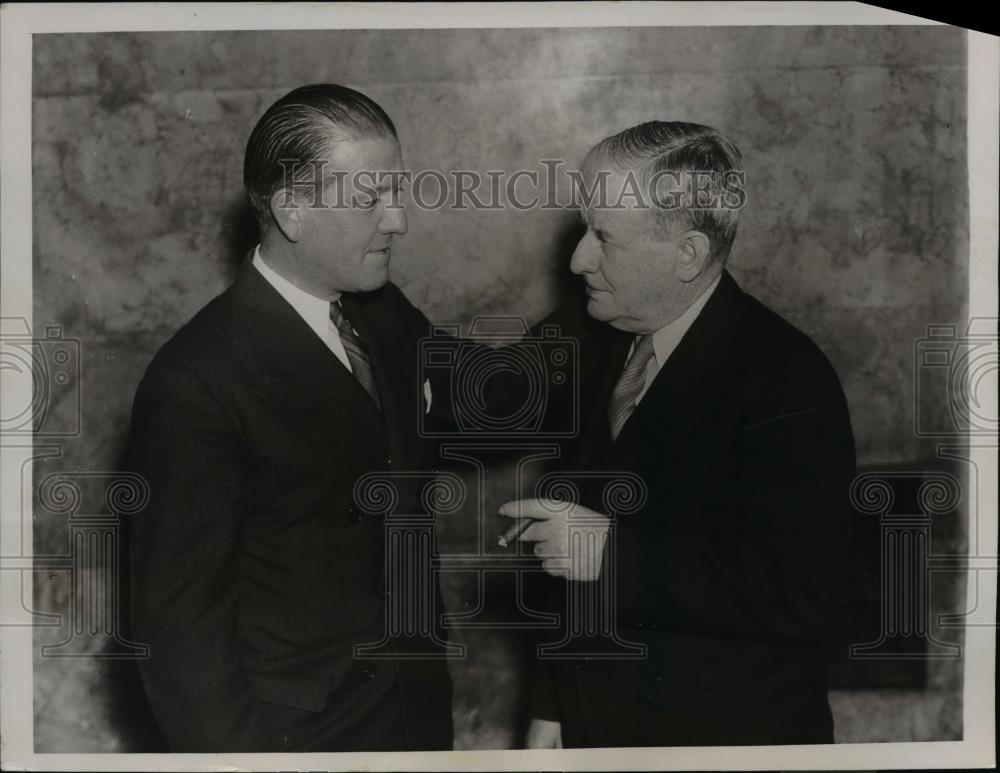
[497,515,535,548]
[497,498,610,581]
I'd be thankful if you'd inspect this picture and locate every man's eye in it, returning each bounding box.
[357,196,377,210]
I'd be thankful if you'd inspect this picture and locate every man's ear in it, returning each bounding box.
[269,188,303,243]
[675,230,712,282]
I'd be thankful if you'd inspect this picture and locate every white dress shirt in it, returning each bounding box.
[251,245,353,373]
[634,274,722,404]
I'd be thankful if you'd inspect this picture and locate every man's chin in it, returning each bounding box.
[356,268,390,292]
[585,297,615,323]
[586,299,638,332]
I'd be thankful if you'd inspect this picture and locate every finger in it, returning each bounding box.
[498,512,567,548]
[497,518,533,548]
[534,539,569,559]
[533,541,562,559]
[497,500,520,520]
[530,497,575,520]
[541,558,570,577]
[498,498,543,519]
[518,521,561,544]
[498,498,571,521]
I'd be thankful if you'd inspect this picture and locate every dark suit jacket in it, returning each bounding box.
[128,262,453,752]
[532,270,856,747]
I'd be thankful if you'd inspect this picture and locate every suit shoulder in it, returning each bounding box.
[733,291,846,401]
[382,281,429,321]
[736,293,832,367]
[370,281,432,335]
[140,284,242,390]
[378,280,413,307]
[727,288,856,466]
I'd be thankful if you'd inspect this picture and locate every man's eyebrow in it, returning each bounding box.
[578,211,610,241]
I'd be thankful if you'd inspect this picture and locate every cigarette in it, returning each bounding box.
[497,517,536,548]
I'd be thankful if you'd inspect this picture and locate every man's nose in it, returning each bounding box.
[570,230,599,275]
[380,203,408,236]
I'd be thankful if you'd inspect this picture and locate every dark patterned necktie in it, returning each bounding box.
[330,301,381,411]
[608,334,655,441]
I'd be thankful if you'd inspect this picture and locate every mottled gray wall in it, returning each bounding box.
[31,27,967,751]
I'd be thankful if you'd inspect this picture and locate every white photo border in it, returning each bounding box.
[1,2,996,770]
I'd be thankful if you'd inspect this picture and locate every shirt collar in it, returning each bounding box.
[649,273,722,367]
[251,245,336,343]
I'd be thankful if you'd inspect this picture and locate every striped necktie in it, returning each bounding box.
[330,301,382,411]
[608,334,655,441]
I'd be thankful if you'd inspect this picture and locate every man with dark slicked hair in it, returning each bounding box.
[504,121,856,747]
[129,84,453,752]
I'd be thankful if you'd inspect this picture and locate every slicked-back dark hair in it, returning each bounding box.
[243,83,397,229]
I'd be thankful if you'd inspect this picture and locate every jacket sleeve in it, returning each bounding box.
[128,359,270,751]
[610,355,856,643]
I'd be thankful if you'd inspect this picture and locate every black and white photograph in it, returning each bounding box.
[0,2,996,770]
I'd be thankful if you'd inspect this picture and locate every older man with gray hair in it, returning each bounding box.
[502,121,856,747]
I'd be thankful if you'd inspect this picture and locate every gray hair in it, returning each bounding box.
[584,121,745,262]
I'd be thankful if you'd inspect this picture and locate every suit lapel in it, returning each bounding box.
[570,314,633,463]
[227,263,389,472]
[341,290,421,471]
[615,270,746,450]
